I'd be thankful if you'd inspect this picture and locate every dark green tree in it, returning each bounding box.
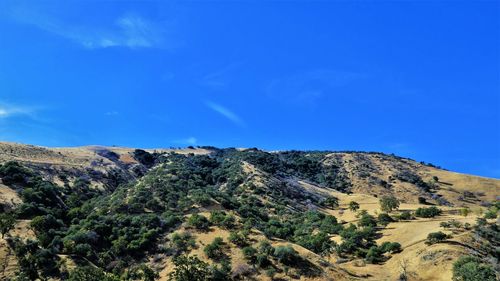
[452,256,496,281]
[379,195,400,212]
[348,201,360,212]
[0,212,16,238]
[168,256,211,281]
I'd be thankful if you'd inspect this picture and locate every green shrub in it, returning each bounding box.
[426,231,448,245]
[452,255,496,281]
[379,241,402,253]
[168,255,211,281]
[322,196,339,209]
[0,212,16,238]
[170,232,196,255]
[358,213,377,227]
[365,245,383,264]
[242,246,257,263]
[68,266,118,281]
[348,201,360,212]
[415,207,442,218]
[228,230,249,246]
[377,213,394,226]
[209,211,236,229]
[0,161,34,186]
[204,237,225,260]
[188,214,211,231]
[295,231,336,255]
[273,245,298,265]
[397,210,413,220]
[258,240,274,256]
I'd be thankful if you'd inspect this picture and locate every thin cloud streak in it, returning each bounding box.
[0,102,34,118]
[8,7,170,49]
[173,137,197,146]
[205,101,244,127]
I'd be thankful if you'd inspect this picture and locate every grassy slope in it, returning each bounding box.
[0,142,498,281]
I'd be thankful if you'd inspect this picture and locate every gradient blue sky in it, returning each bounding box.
[0,1,499,178]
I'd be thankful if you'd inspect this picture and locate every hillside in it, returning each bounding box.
[0,142,498,281]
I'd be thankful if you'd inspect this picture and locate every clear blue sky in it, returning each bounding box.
[0,1,499,178]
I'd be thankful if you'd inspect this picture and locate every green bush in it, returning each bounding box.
[348,201,360,212]
[365,245,384,264]
[377,213,394,226]
[273,245,298,265]
[170,232,196,255]
[358,213,377,227]
[228,230,249,246]
[0,161,35,186]
[415,207,442,218]
[379,241,402,253]
[258,240,274,256]
[204,237,225,260]
[188,214,211,231]
[295,231,336,255]
[68,266,118,281]
[426,231,448,245]
[452,255,496,281]
[168,255,211,281]
[242,246,258,263]
[0,212,16,238]
[397,210,413,220]
[209,211,236,229]
[322,196,339,209]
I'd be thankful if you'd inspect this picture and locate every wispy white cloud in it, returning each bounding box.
[173,137,197,146]
[0,102,34,118]
[8,6,172,50]
[105,111,119,116]
[205,101,244,127]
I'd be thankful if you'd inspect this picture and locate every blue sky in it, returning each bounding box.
[0,1,499,178]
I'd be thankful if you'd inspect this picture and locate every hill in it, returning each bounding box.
[0,142,498,281]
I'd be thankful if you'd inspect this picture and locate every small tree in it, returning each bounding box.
[242,246,257,264]
[365,246,383,264]
[348,201,360,212]
[380,241,402,253]
[168,255,211,281]
[425,231,448,245]
[228,231,248,247]
[358,213,377,227]
[377,213,394,226]
[397,210,413,220]
[204,237,225,260]
[415,207,442,218]
[322,196,339,209]
[188,214,210,231]
[379,195,400,212]
[273,245,298,265]
[0,213,16,238]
